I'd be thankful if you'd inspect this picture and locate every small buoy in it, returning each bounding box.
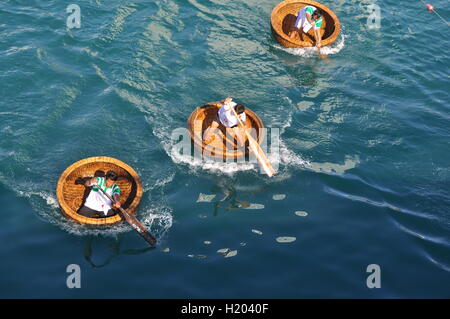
[426,4,434,11]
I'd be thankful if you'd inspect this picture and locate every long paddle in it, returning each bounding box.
[317,46,329,61]
[95,184,157,246]
[230,107,276,177]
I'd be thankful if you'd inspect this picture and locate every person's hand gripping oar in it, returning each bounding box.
[94,183,157,246]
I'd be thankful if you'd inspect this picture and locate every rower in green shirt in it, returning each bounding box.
[289,5,324,48]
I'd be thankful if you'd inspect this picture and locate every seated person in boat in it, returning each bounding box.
[289,5,323,48]
[77,170,121,218]
[203,97,246,147]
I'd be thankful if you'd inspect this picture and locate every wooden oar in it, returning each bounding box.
[317,46,329,61]
[95,184,157,246]
[230,107,276,177]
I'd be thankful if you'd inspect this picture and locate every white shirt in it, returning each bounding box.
[84,177,120,215]
[217,101,246,128]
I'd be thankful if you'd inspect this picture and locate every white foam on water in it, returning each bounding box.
[272,35,346,57]
[279,140,310,168]
[55,204,172,240]
[139,207,173,240]
[169,146,258,176]
[31,191,59,209]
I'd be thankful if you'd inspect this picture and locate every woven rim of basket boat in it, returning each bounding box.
[187,102,265,159]
[56,156,143,226]
[270,0,341,48]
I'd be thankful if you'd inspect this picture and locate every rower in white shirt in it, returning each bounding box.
[203,97,246,147]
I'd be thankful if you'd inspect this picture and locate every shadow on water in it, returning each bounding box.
[207,177,270,217]
[287,64,320,88]
[212,190,251,217]
[268,47,322,88]
[83,235,154,269]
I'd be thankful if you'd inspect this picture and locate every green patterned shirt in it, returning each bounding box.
[305,5,323,28]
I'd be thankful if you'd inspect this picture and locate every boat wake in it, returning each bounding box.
[272,34,346,57]
[163,122,357,179]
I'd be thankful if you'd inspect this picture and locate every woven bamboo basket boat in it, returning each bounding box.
[187,101,265,160]
[271,0,340,48]
[56,157,143,226]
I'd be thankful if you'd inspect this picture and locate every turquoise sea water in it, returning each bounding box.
[0,0,449,298]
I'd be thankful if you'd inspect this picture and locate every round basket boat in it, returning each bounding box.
[56,156,143,226]
[271,0,340,48]
[187,101,265,160]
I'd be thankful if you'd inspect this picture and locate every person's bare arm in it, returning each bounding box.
[215,97,232,109]
[84,177,97,187]
[314,28,322,47]
[222,97,232,105]
[306,12,314,24]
